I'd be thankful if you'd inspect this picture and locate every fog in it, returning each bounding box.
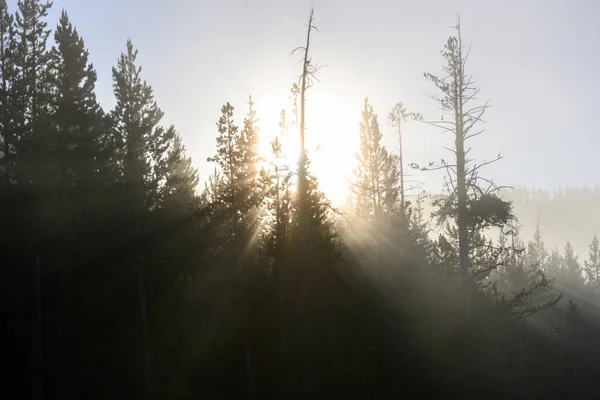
[3,1,599,399]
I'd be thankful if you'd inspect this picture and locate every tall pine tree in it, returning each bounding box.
[110,38,176,396]
[350,97,399,230]
[584,235,600,293]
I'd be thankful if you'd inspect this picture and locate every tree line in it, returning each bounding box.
[2,3,599,399]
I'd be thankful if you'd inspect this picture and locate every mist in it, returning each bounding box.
[2,1,599,399]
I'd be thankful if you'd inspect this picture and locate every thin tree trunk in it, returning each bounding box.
[31,251,43,400]
[397,122,405,222]
[455,73,470,319]
[30,12,44,398]
[0,10,10,187]
[298,8,313,275]
[294,8,315,393]
[135,215,153,398]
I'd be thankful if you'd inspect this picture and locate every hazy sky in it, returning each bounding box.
[35,0,600,202]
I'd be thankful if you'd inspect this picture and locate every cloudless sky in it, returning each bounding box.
[24,0,600,202]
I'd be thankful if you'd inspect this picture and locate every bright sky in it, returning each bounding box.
[35,0,600,204]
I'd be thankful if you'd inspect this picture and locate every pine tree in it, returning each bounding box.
[430,233,459,281]
[524,222,549,272]
[206,99,264,394]
[37,12,109,395]
[161,133,199,211]
[405,196,433,266]
[50,9,107,230]
[207,102,242,235]
[239,95,261,202]
[423,16,507,317]
[261,109,293,266]
[302,165,341,266]
[492,225,560,322]
[0,0,15,186]
[201,166,225,207]
[546,246,563,281]
[111,39,175,205]
[562,241,584,288]
[13,0,53,188]
[584,235,600,293]
[237,95,262,254]
[350,97,399,230]
[388,102,411,221]
[11,3,53,399]
[111,39,176,396]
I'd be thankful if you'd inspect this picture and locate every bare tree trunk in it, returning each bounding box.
[397,122,405,222]
[454,25,471,319]
[31,252,43,400]
[291,8,316,393]
[298,8,313,290]
[0,11,10,188]
[135,216,153,398]
[424,17,493,319]
[456,131,470,318]
[30,13,44,398]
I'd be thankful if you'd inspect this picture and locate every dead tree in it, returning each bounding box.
[422,15,492,318]
[286,7,322,392]
[292,7,322,265]
[290,7,323,310]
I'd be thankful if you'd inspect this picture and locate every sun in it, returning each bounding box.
[305,102,359,206]
[256,93,359,207]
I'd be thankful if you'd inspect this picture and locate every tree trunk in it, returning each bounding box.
[456,134,470,318]
[398,122,405,223]
[31,251,43,400]
[135,216,153,398]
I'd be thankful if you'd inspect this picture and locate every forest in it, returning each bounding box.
[2,1,600,399]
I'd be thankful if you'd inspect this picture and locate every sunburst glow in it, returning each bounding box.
[257,93,360,206]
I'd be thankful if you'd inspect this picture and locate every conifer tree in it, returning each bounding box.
[50,9,107,225]
[562,241,584,287]
[405,196,433,265]
[111,39,176,396]
[546,246,563,280]
[112,39,175,204]
[208,102,242,234]
[12,3,53,399]
[239,95,261,202]
[430,233,459,280]
[0,0,15,187]
[302,166,341,266]
[423,16,511,317]
[388,102,411,222]
[524,222,549,272]
[350,97,399,230]
[37,13,109,394]
[162,133,199,211]
[13,0,53,188]
[261,109,293,266]
[207,100,264,394]
[238,95,262,257]
[584,235,600,293]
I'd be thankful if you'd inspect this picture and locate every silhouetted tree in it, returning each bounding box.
[423,16,509,317]
[0,0,15,185]
[584,235,600,293]
[388,102,411,222]
[524,222,549,273]
[350,97,399,233]
[562,241,584,288]
[12,2,54,398]
[111,38,176,396]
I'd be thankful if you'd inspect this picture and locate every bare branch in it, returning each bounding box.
[318,202,345,215]
[291,46,306,55]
